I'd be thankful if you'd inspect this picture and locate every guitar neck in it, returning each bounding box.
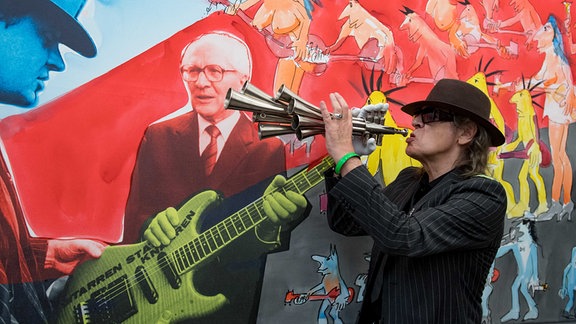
[170,156,335,274]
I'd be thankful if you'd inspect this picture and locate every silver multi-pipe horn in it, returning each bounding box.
[224,82,409,142]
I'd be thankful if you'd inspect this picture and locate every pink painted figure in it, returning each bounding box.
[394,6,458,86]
[484,0,542,49]
[329,0,398,74]
[456,0,516,58]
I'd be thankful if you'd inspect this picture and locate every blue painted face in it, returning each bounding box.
[0,14,65,107]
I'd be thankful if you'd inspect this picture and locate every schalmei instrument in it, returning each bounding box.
[224,82,409,143]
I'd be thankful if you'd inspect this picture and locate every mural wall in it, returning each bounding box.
[2,0,576,323]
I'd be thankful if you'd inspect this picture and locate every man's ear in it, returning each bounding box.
[457,122,478,145]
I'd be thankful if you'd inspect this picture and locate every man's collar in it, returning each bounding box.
[197,110,240,141]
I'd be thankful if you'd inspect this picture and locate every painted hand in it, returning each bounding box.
[45,239,106,274]
[143,207,180,247]
[256,175,308,243]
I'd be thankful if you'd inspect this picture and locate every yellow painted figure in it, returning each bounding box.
[361,71,420,184]
[500,86,548,217]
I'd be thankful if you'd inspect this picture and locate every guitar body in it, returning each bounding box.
[56,156,336,323]
[56,190,227,324]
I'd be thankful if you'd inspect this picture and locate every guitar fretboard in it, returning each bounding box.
[170,156,334,274]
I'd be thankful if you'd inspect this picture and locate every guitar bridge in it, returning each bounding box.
[73,275,138,323]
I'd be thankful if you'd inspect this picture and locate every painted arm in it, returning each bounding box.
[497,13,522,30]
[333,276,350,310]
[528,244,539,283]
[44,239,106,275]
[500,134,521,153]
[374,25,398,73]
[406,48,426,78]
[449,21,470,58]
[291,5,312,61]
[559,264,571,298]
[329,20,353,52]
[496,242,514,258]
[307,282,326,295]
[482,0,499,20]
[526,120,541,169]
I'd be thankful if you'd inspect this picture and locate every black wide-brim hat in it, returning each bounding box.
[401,79,505,146]
[23,0,96,58]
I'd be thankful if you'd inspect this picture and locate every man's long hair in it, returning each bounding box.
[454,115,491,177]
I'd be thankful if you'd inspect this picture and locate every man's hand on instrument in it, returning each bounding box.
[256,175,308,243]
[143,207,180,247]
[45,239,107,275]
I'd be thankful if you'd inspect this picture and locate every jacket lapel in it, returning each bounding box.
[411,169,463,212]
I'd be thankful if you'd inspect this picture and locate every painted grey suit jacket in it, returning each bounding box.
[326,166,506,324]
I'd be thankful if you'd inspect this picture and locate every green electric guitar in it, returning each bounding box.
[55,156,334,324]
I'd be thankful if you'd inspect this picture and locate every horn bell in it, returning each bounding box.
[275,84,300,104]
[258,123,296,140]
[274,84,323,119]
[296,126,324,140]
[289,98,323,120]
[242,82,276,103]
[292,114,325,130]
[225,89,290,117]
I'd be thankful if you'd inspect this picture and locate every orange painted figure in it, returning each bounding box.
[425,0,469,58]
[226,0,320,93]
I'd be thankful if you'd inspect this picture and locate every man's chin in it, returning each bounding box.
[192,104,222,117]
[0,92,39,108]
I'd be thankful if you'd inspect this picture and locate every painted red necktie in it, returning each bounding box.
[202,125,220,175]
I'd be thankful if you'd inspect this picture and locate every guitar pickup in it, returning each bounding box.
[135,265,158,304]
[158,252,182,289]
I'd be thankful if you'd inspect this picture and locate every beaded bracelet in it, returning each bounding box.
[334,152,360,175]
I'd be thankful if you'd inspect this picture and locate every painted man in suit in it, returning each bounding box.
[319,79,507,323]
[122,32,307,323]
[0,0,104,322]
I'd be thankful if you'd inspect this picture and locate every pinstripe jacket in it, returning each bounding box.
[326,166,506,324]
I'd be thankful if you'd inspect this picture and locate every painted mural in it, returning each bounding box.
[2,0,576,323]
